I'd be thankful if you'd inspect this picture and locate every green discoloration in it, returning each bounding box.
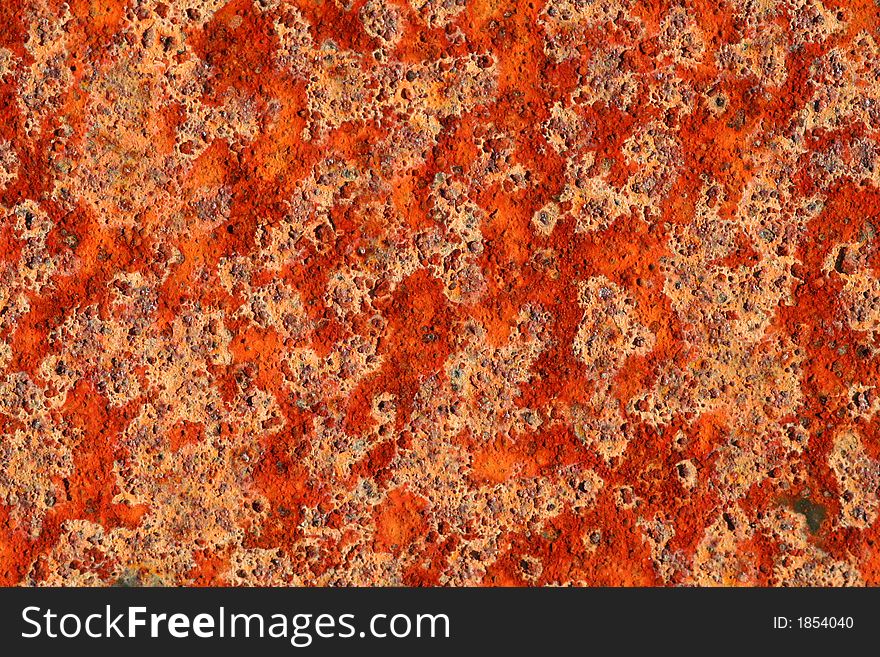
[793,498,827,534]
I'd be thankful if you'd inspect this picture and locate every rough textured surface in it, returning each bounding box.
[1,0,880,587]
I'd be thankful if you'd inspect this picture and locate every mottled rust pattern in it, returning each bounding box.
[1,0,880,586]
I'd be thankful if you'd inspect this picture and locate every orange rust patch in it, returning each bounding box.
[373,488,428,555]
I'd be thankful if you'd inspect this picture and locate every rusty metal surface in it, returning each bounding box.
[0,0,879,586]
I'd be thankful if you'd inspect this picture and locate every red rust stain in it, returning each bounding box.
[373,487,428,555]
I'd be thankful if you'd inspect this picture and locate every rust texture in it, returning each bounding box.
[1,0,880,587]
